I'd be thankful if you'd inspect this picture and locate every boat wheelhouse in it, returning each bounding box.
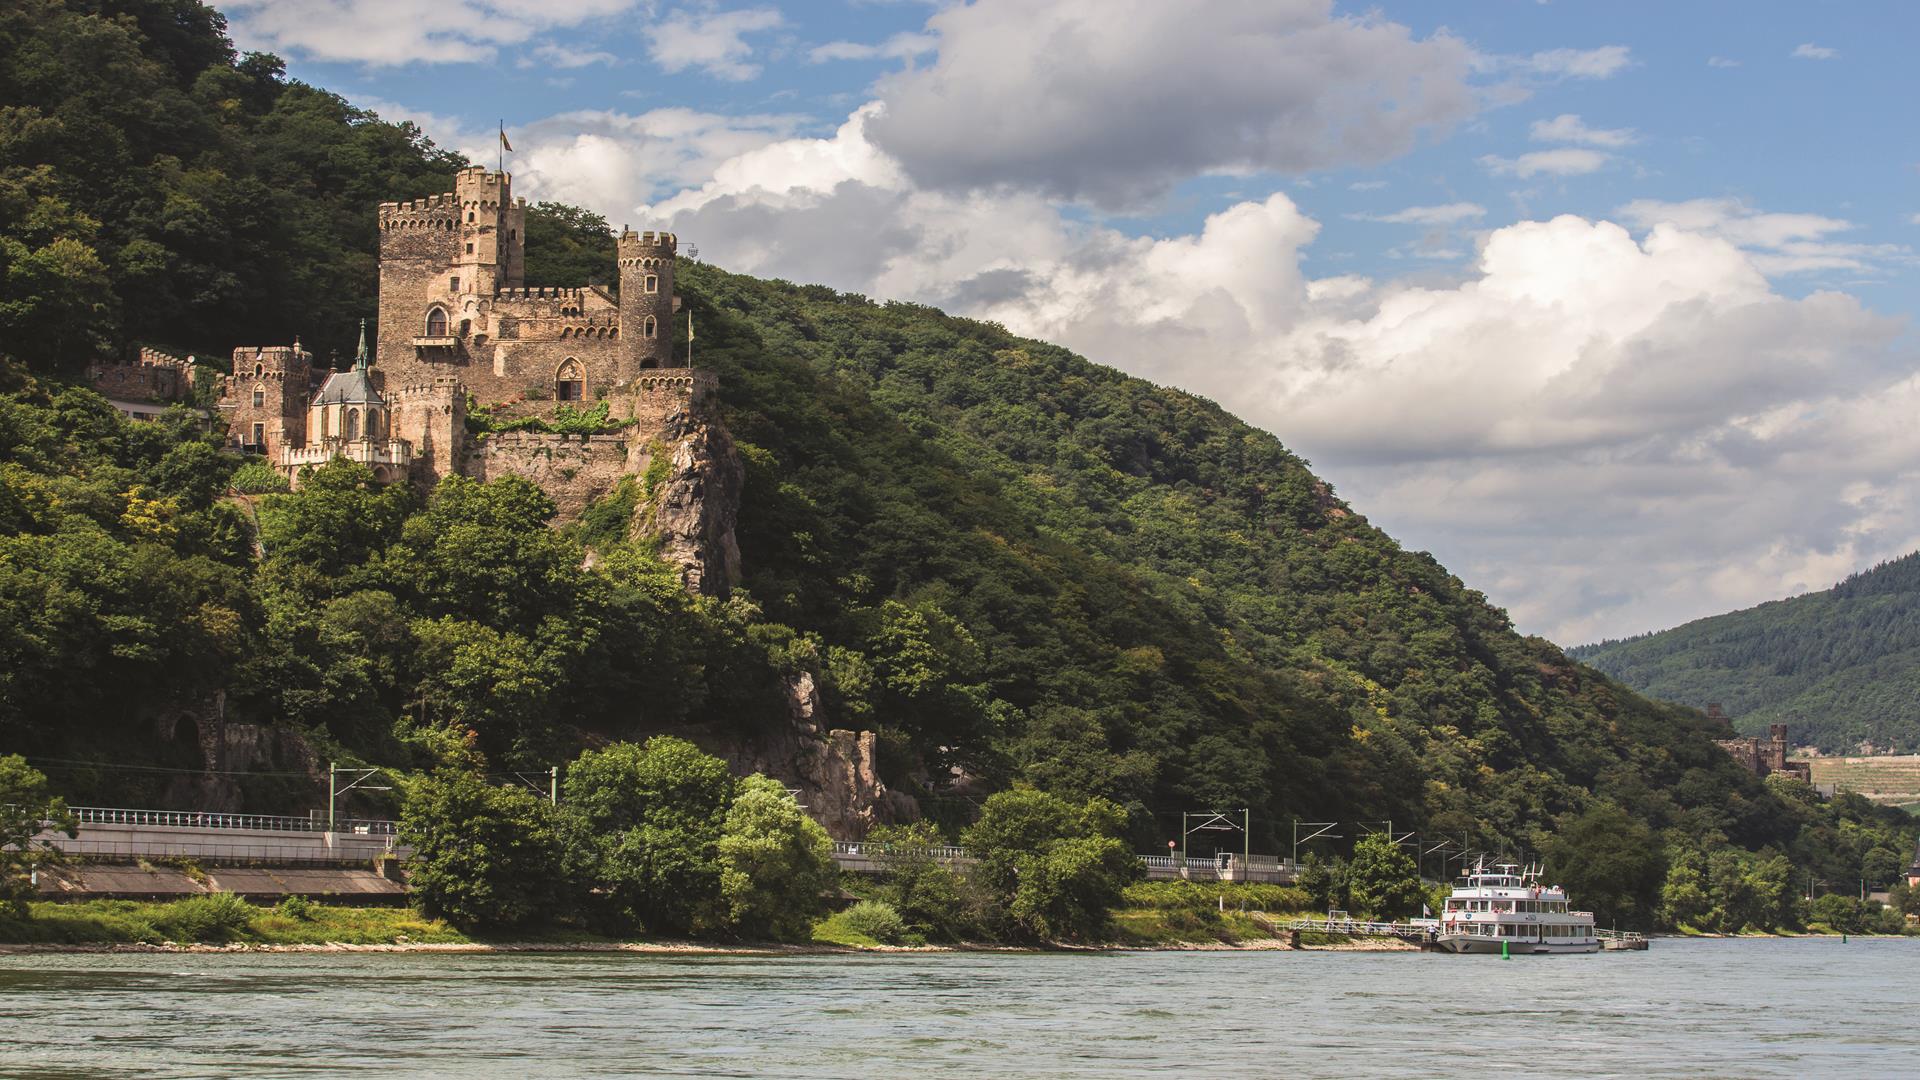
[1436,862,1599,955]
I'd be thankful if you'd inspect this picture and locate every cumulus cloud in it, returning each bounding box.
[363,98,805,215]
[809,32,937,63]
[1351,203,1486,226]
[1616,198,1912,275]
[1529,114,1637,148]
[1707,56,1741,68]
[222,0,639,65]
[860,0,1478,208]
[1480,148,1609,177]
[1792,43,1839,60]
[625,107,1919,641]
[650,6,785,80]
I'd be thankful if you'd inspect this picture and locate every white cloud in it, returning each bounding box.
[861,0,1478,208]
[1792,43,1839,60]
[1707,55,1741,68]
[1351,203,1485,226]
[1480,148,1609,177]
[222,0,638,65]
[360,98,806,216]
[1529,113,1637,148]
[809,32,937,63]
[1483,45,1633,79]
[650,6,785,81]
[1347,180,1390,191]
[620,107,1920,641]
[1616,198,1911,275]
[524,43,618,69]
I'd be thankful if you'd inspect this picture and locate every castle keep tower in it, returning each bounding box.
[453,167,525,299]
[618,229,677,372]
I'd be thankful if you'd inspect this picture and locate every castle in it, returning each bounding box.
[1709,706,1813,783]
[218,166,706,481]
[215,166,738,590]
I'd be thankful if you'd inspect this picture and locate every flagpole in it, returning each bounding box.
[498,119,504,173]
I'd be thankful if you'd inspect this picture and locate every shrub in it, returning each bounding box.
[153,893,255,942]
[1121,882,1310,913]
[230,460,289,494]
[401,768,573,933]
[838,900,907,945]
[717,775,836,941]
[275,895,315,921]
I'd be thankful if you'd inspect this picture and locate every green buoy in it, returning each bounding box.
[1501,940,1510,959]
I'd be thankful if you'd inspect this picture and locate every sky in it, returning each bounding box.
[216,0,1920,645]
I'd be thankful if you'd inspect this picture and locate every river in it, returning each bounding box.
[0,939,1912,1077]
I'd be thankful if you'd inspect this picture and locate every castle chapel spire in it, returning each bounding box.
[353,317,370,373]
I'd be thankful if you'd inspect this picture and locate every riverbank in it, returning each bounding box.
[0,899,1410,954]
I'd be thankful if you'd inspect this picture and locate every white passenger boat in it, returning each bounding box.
[1435,862,1599,954]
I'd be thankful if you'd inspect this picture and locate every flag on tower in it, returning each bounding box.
[499,122,512,153]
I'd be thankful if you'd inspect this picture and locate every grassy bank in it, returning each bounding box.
[4,883,1387,952]
[0,898,472,947]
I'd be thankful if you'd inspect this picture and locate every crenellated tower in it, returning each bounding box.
[618,229,677,373]
[225,342,313,459]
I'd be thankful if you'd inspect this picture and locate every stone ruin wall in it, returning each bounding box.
[88,347,196,403]
[462,431,636,520]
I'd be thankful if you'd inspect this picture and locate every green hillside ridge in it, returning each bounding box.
[2,0,1916,934]
[1571,552,1920,754]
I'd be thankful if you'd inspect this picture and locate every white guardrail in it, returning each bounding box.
[66,806,398,836]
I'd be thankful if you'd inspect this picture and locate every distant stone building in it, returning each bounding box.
[87,346,207,422]
[1711,706,1813,783]
[215,167,738,591]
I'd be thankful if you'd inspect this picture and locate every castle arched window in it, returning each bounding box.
[645,275,659,294]
[467,212,475,223]
[251,385,265,408]
[426,306,449,337]
[555,358,584,402]
[643,316,657,339]
[367,410,384,441]
[345,408,361,441]
[319,407,331,440]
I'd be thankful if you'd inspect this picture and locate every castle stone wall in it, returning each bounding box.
[89,348,194,403]
[463,432,634,519]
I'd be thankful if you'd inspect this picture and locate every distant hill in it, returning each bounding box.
[1570,553,1920,753]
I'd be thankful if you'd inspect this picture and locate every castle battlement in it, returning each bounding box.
[498,286,591,300]
[618,230,677,261]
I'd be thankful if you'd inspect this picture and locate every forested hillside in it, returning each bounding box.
[1573,553,1920,754]
[1,0,1913,931]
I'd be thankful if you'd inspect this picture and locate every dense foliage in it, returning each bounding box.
[403,737,831,937]
[0,0,1913,938]
[1573,552,1920,753]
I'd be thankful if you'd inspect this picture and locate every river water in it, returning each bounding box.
[0,938,1911,1078]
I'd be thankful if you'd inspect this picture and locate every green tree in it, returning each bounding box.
[562,737,736,935]
[716,774,835,940]
[962,787,1141,941]
[0,756,75,917]
[1541,804,1667,931]
[1346,834,1427,919]
[871,822,977,942]
[398,765,570,932]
